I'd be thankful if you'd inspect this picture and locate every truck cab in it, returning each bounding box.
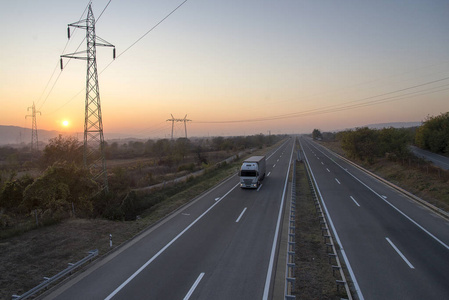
[239,156,266,188]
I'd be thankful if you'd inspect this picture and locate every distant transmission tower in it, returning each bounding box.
[166,114,191,139]
[60,4,115,192]
[25,102,41,152]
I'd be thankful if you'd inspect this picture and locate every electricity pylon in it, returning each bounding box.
[60,4,115,192]
[166,114,191,140]
[25,102,41,152]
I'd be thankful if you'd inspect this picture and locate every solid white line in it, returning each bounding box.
[310,141,449,251]
[104,184,239,300]
[300,138,364,300]
[235,207,247,223]
[350,196,361,207]
[263,139,294,300]
[335,178,341,185]
[183,272,205,300]
[386,238,415,269]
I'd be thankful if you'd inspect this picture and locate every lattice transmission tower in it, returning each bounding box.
[60,4,115,192]
[167,114,191,140]
[25,102,41,152]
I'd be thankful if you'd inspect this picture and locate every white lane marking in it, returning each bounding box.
[273,164,276,168]
[257,184,263,191]
[326,168,330,173]
[382,195,387,199]
[277,159,279,162]
[235,207,247,223]
[215,197,220,201]
[183,272,205,300]
[386,237,415,269]
[267,140,289,160]
[300,138,365,300]
[182,213,191,216]
[104,183,239,300]
[308,140,449,251]
[267,172,271,177]
[321,162,324,165]
[335,178,341,185]
[350,196,361,207]
[263,139,295,300]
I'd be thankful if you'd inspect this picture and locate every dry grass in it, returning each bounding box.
[294,161,346,299]
[0,218,144,299]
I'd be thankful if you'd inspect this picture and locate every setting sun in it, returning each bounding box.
[62,120,69,127]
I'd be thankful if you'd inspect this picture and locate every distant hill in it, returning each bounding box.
[0,125,63,146]
[364,122,422,129]
[0,125,150,146]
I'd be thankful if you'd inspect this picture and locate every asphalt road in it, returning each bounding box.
[410,145,449,170]
[43,138,295,300]
[300,136,449,300]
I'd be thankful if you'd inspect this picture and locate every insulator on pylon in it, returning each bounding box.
[67,27,70,39]
[60,58,63,70]
[113,48,116,60]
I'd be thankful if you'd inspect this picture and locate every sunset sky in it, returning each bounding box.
[1,0,449,139]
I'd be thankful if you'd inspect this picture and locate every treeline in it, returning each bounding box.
[338,127,414,163]
[0,134,285,228]
[312,127,414,163]
[104,134,281,160]
[312,111,449,162]
[415,112,449,155]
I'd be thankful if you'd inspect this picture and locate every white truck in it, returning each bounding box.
[239,156,266,188]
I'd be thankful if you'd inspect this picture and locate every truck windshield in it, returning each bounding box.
[240,170,257,177]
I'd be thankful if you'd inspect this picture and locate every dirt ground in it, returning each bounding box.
[0,218,145,299]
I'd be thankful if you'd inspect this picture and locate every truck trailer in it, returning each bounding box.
[239,156,266,188]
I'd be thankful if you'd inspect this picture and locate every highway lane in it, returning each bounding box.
[300,136,449,300]
[44,138,294,300]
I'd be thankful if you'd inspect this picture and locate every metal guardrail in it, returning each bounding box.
[302,149,353,300]
[12,249,98,300]
[284,157,297,299]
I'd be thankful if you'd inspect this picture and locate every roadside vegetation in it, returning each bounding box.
[0,134,284,235]
[0,133,286,299]
[311,111,449,212]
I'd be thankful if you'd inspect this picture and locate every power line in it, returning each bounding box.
[45,0,190,115]
[96,0,112,24]
[99,0,189,74]
[194,77,449,124]
[36,1,92,110]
